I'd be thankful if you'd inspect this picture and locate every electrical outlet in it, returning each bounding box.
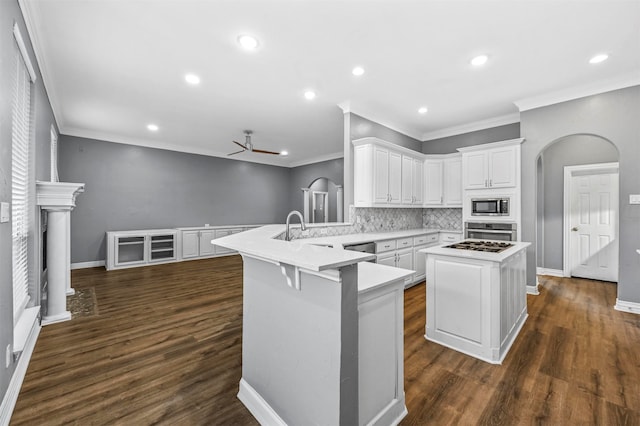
[6,344,11,368]
[630,194,640,205]
[0,202,9,223]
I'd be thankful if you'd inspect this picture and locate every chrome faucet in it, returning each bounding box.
[285,210,306,241]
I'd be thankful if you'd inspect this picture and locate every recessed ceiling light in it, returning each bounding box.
[589,53,609,64]
[304,90,316,100]
[352,66,365,76]
[147,124,159,132]
[470,55,489,66]
[418,107,428,114]
[280,150,288,156]
[238,34,259,50]
[185,73,200,85]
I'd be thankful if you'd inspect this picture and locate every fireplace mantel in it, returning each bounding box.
[36,181,85,325]
[36,181,85,209]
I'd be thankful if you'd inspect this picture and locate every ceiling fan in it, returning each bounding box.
[228,130,280,156]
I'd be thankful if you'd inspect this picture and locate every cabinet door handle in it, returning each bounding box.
[489,179,492,187]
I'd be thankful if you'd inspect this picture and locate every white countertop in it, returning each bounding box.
[302,228,461,248]
[212,225,375,271]
[421,240,531,262]
[357,262,413,294]
[176,224,264,231]
[213,225,464,271]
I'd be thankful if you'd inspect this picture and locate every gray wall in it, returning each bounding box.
[59,136,293,263]
[422,123,521,154]
[539,135,618,270]
[350,114,422,152]
[289,158,343,221]
[1,0,57,405]
[521,86,640,303]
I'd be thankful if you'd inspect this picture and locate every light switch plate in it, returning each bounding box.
[630,194,640,205]
[0,202,9,223]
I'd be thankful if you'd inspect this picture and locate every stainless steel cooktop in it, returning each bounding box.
[444,240,514,253]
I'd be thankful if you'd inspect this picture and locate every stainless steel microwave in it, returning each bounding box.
[471,198,510,216]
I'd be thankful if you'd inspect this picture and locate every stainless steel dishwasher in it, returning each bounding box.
[343,242,376,262]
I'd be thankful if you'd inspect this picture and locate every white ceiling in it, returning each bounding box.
[20,0,640,167]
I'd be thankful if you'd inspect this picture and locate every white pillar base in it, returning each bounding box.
[41,311,72,326]
[66,288,76,296]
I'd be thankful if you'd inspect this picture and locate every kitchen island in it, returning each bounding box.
[421,240,531,364]
[213,225,413,426]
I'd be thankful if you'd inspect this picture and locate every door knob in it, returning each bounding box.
[571,227,579,232]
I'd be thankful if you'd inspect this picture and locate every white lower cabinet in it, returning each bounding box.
[107,229,177,270]
[107,225,256,270]
[180,227,248,259]
[413,245,427,282]
[376,235,446,287]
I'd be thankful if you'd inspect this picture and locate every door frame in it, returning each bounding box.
[562,162,619,278]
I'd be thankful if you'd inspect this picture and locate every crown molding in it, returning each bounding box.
[60,127,299,167]
[346,108,423,141]
[421,113,520,141]
[287,152,343,168]
[514,73,640,112]
[60,127,342,169]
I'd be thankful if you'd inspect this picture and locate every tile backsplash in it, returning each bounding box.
[423,208,463,230]
[284,206,462,240]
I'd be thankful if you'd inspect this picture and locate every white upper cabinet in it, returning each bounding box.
[443,156,462,206]
[423,153,462,207]
[424,159,443,205]
[401,155,414,204]
[459,139,523,190]
[402,155,424,205]
[353,137,424,208]
[412,158,424,205]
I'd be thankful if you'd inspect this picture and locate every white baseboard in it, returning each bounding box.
[237,378,287,426]
[614,298,640,315]
[536,267,564,277]
[0,318,41,426]
[527,284,540,295]
[71,260,105,270]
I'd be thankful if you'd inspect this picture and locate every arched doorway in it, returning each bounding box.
[302,177,343,223]
[535,134,619,282]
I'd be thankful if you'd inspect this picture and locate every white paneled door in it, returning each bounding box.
[569,171,618,282]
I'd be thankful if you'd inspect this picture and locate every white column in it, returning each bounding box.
[301,188,311,223]
[66,212,74,295]
[36,181,85,326]
[43,209,72,324]
[336,186,344,222]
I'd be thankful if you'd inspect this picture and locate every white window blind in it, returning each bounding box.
[12,24,34,325]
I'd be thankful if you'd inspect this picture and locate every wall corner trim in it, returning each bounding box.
[0,319,41,426]
[614,299,640,315]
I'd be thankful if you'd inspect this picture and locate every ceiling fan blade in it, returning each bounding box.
[252,148,281,155]
[227,150,245,156]
[233,140,247,149]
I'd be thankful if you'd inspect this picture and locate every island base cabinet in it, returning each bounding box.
[237,255,407,426]
[425,252,527,364]
[359,280,407,426]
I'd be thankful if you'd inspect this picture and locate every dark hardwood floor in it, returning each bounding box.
[11,257,640,425]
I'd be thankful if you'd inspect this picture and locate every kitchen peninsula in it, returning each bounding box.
[421,240,531,364]
[213,225,413,426]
